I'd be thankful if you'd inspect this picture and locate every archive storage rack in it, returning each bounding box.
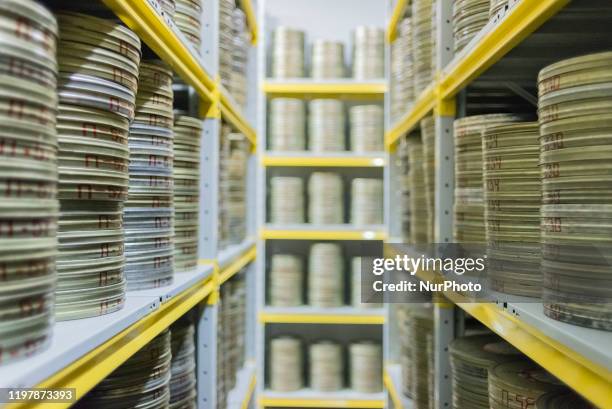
[0,1,258,409]
[255,1,388,408]
[383,1,612,409]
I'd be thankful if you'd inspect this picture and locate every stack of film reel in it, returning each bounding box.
[453,114,520,244]
[351,257,382,308]
[408,307,433,409]
[218,125,231,246]
[351,178,383,225]
[536,390,595,409]
[420,116,436,242]
[174,0,202,53]
[160,0,176,20]
[396,306,414,397]
[269,336,304,391]
[55,12,141,320]
[391,15,414,123]
[224,132,248,246]
[75,330,172,408]
[398,138,413,240]
[483,122,541,297]
[231,7,249,109]
[349,105,384,152]
[0,0,58,363]
[309,99,345,151]
[413,0,434,95]
[269,254,304,306]
[488,361,564,409]
[311,40,345,79]
[452,0,489,53]
[173,115,201,271]
[489,0,507,18]
[407,137,429,244]
[308,172,344,224]
[125,61,175,290]
[271,27,305,78]
[269,99,306,151]
[349,341,383,393]
[308,243,344,307]
[269,176,304,223]
[219,0,235,95]
[169,316,197,408]
[352,26,384,79]
[449,334,522,409]
[538,51,612,330]
[310,341,343,391]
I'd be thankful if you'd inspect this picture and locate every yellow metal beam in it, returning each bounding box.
[241,373,257,409]
[219,87,257,147]
[102,0,215,103]
[261,229,387,241]
[385,85,436,150]
[239,0,258,44]
[219,245,257,285]
[13,278,215,409]
[386,0,408,43]
[438,0,570,100]
[412,269,612,409]
[262,155,385,168]
[259,397,385,409]
[262,81,386,100]
[383,369,403,409]
[258,312,385,325]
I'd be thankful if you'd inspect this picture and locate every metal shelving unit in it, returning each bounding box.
[383,1,612,408]
[0,1,259,408]
[256,2,388,407]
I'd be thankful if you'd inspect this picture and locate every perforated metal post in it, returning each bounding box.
[433,1,457,407]
[197,300,219,409]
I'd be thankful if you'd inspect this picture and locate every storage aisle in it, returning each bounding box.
[385,1,612,409]
[256,2,387,408]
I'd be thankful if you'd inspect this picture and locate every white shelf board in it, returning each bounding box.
[218,237,256,268]
[386,364,413,409]
[0,296,159,389]
[227,361,256,409]
[128,265,215,302]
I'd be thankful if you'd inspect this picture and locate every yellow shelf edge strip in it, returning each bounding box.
[19,279,215,409]
[219,245,257,285]
[386,0,408,43]
[258,312,385,325]
[438,0,569,99]
[260,229,387,241]
[241,374,257,409]
[262,156,386,168]
[102,0,215,103]
[411,269,612,408]
[262,82,387,98]
[219,94,257,146]
[240,0,258,44]
[383,369,402,409]
[258,397,385,409]
[385,85,436,149]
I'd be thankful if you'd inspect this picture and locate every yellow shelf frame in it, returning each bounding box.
[219,245,257,285]
[102,0,257,146]
[383,368,403,409]
[385,0,569,150]
[262,81,387,100]
[258,312,385,325]
[11,278,216,409]
[262,155,386,168]
[261,228,387,241]
[259,397,385,409]
[242,373,257,409]
[412,268,612,409]
[239,0,258,44]
[386,0,408,43]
